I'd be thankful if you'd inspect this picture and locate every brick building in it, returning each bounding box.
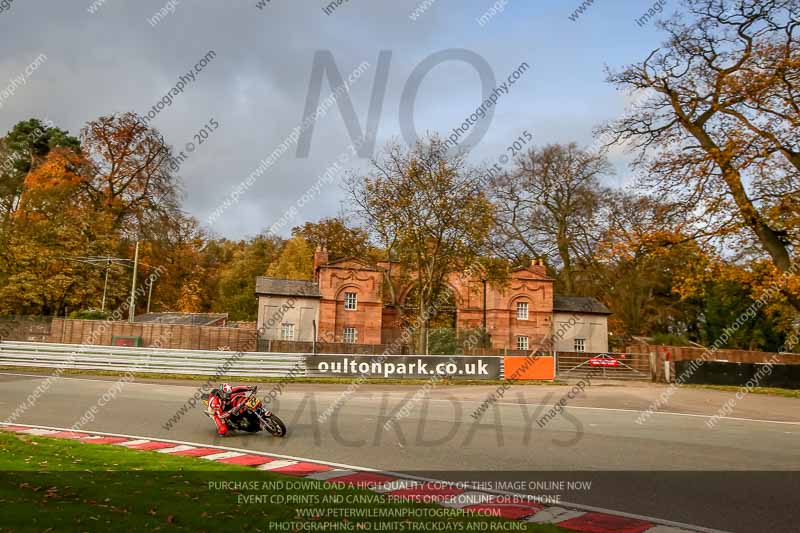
[255,247,610,352]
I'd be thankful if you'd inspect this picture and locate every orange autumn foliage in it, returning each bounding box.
[16,149,89,220]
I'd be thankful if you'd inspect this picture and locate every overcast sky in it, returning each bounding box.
[0,0,676,239]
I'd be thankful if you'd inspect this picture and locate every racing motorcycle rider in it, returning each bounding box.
[207,383,257,436]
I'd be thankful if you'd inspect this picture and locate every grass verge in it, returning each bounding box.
[0,431,562,532]
[682,384,800,399]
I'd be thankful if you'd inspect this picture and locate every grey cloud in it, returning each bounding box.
[0,0,640,238]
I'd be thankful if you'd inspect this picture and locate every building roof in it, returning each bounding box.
[553,296,612,315]
[255,277,320,297]
[134,312,228,326]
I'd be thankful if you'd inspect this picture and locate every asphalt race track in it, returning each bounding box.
[1,372,798,532]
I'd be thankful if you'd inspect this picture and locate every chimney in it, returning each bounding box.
[530,257,547,277]
[313,246,329,278]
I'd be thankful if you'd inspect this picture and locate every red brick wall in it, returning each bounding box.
[317,260,384,345]
[314,259,555,349]
[448,265,553,350]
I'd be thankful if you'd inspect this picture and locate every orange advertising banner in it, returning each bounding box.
[503,355,556,380]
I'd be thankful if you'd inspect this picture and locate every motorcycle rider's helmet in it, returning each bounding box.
[221,383,233,396]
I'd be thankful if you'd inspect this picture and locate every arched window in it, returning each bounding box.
[516,301,529,320]
[344,292,357,310]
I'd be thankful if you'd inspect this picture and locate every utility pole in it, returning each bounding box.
[101,257,111,313]
[128,241,140,323]
[481,277,487,333]
[146,276,154,314]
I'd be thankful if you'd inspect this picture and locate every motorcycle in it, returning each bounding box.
[201,386,287,437]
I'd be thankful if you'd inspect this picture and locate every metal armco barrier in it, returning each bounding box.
[0,341,565,381]
[0,341,305,378]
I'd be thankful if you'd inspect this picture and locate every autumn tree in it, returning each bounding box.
[0,119,80,235]
[0,149,117,315]
[292,217,373,262]
[266,236,314,280]
[0,113,277,318]
[143,217,209,315]
[176,271,206,313]
[603,0,799,309]
[81,112,180,238]
[349,137,494,352]
[211,235,283,320]
[583,192,710,338]
[64,112,198,316]
[198,238,243,313]
[489,143,611,294]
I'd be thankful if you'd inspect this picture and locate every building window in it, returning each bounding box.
[517,336,529,351]
[574,338,586,352]
[517,301,528,320]
[281,323,294,341]
[344,292,357,310]
[343,327,358,344]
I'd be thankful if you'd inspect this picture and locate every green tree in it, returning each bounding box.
[266,236,314,280]
[699,280,787,352]
[292,217,374,262]
[212,235,283,320]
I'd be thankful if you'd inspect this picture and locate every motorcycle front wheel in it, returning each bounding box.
[260,412,287,437]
